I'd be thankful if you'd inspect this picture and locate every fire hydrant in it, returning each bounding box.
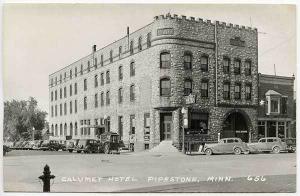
[39,164,55,192]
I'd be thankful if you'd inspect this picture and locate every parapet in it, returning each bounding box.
[154,13,257,32]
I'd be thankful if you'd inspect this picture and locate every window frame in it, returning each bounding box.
[160,78,171,97]
[201,80,209,98]
[184,52,192,70]
[160,52,171,69]
[184,79,192,96]
[200,55,209,72]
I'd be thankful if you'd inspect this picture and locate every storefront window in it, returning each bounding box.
[258,121,265,139]
[190,112,208,134]
[278,122,285,139]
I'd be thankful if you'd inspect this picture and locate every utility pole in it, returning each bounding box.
[274,64,276,76]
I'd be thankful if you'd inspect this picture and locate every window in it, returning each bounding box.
[94,75,98,87]
[201,80,208,97]
[223,82,230,100]
[110,50,113,63]
[70,70,72,79]
[106,71,110,84]
[84,96,87,110]
[258,121,266,139]
[118,88,123,103]
[70,101,72,114]
[70,123,73,136]
[271,99,279,113]
[55,77,57,85]
[100,92,104,106]
[245,60,251,75]
[119,66,123,80]
[130,61,135,76]
[64,87,67,98]
[130,84,135,101]
[84,79,87,91]
[64,102,67,115]
[55,105,57,116]
[51,91,53,101]
[87,61,90,72]
[95,93,98,108]
[75,100,77,113]
[190,112,208,134]
[64,123,67,135]
[184,52,192,70]
[75,122,78,135]
[184,80,192,95]
[223,58,230,73]
[101,55,103,66]
[281,97,287,114]
[55,90,57,100]
[74,83,77,95]
[130,40,134,55]
[50,79,53,87]
[60,88,62,99]
[69,84,72,96]
[234,59,241,75]
[160,52,171,68]
[94,57,97,68]
[245,84,252,100]
[144,113,150,128]
[64,73,66,81]
[234,83,241,99]
[75,67,77,77]
[130,115,136,134]
[60,104,62,116]
[119,46,122,58]
[144,144,149,150]
[160,78,171,96]
[51,106,53,117]
[138,37,142,51]
[200,56,208,72]
[106,91,110,105]
[80,64,83,75]
[147,32,151,48]
[60,124,63,135]
[118,116,123,139]
[100,73,104,85]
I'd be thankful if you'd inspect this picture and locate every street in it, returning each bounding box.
[3,150,296,192]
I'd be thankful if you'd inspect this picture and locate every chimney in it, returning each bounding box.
[93,45,96,52]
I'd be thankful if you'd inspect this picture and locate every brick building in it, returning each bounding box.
[49,14,259,151]
[257,74,296,139]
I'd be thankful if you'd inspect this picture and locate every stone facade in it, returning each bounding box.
[49,14,259,151]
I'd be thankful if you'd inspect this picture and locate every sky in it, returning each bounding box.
[2,4,297,115]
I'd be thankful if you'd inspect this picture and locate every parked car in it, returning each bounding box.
[75,139,98,153]
[66,139,79,153]
[282,138,296,153]
[3,145,11,156]
[203,138,250,155]
[248,137,287,154]
[40,140,66,151]
[99,132,123,154]
[32,140,43,150]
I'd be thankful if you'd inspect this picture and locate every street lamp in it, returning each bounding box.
[32,127,35,141]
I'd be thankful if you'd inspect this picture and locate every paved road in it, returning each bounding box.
[3,150,296,193]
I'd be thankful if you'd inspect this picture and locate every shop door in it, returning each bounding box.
[160,113,172,141]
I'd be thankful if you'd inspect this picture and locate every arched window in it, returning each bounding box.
[184,52,192,70]
[138,36,142,51]
[200,55,208,72]
[106,91,110,105]
[87,61,90,72]
[70,69,72,79]
[245,60,251,76]
[84,96,87,110]
[119,46,122,58]
[51,124,54,135]
[160,52,171,68]
[75,122,78,136]
[94,75,98,87]
[75,67,77,77]
[64,123,67,136]
[130,61,135,76]
[184,79,192,95]
[55,124,58,136]
[70,123,73,136]
[130,84,135,101]
[84,79,87,91]
[147,32,151,48]
[110,50,113,63]
[119,87,123,103]
[119,66,123,80]
[160,78,171,96]
[130,40,134,55]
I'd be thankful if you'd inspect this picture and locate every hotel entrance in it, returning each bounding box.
[160,113,172,141]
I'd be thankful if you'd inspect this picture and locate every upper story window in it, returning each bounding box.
[265,90,286,115]
[94,75,98,87]
[118,87,123,103]
[94,58,97,69]
[69,84,72,96]
[223,57,230,74]
[201,80,208,97]
[84,96,87,110]
[110,50,113,63]
[119,66,123,80]
[80,64,83,75]
[245,60,251,76]
[55,90,57,100]
[106,91,110,105]
[234,59,241,75]
[75,67,77,77]
[119,46,122,58]
[160,52,171,69]
[200,55,208,72]
[100,92,104,106]
[84,79,87,91]
[60,74,62,83]
[100,73,104,85]
[184,52,192,70]
[70,70,72,79]
[271,99,279,113]
[60,88,62,99]
[234,83,241,99]
[130,61,135,76]
[50,78,53,87]
[87,61,90,72]
[94,93,98,108]
[64,72,66,81]
[130,40,134,55]
[223,82,230,100]
[245,84,252,100]
[147,32,151,48]
[130,84,136,101]
[138,37,142,51]
[101,55,103,66]
[74,83,77,95]
[184,79,192,95]
[51,91,53,101]
[106,71,110,84]
[64,86,67,98]
[160,78,171,97]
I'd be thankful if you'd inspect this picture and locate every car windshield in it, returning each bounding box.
[267,139,274,142]
[259,139,266,143]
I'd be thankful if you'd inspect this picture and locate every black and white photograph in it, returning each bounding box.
[1,2,297,194]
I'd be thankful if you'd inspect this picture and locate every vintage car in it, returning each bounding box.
[203,137,250,155]
[32,140,43,150]
[40,140,66,151]
[248,137,287,153]
[66,139,80,153]
[3,145,11,156]
[282,138,296,153]
[99,132,123,154]
[74,139,99,153]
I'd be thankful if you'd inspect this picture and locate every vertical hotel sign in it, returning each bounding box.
[185,94,196,105]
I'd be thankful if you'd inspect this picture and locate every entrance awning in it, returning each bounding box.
[154,106,180,111]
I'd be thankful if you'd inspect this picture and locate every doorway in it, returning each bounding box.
[160,113,172,141]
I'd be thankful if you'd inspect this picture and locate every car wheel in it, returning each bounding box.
[77,150,81,153]
[204,148,213,155]
[272,146,280,154]
[104,143,110,154]
[234,147,242,155]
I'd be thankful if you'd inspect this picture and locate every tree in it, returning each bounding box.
[3,97,48,141]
